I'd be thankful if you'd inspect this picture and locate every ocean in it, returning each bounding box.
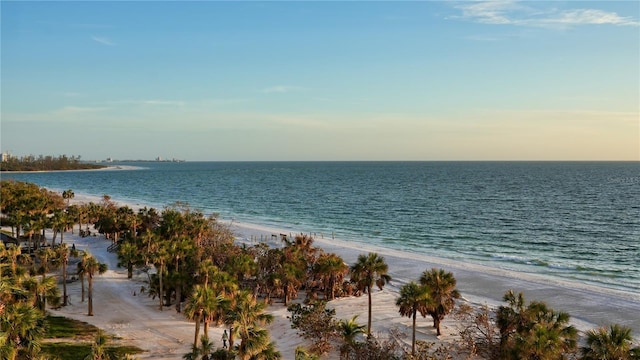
[4,161,639,295]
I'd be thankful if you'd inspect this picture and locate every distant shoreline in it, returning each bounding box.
[0,165,142,174]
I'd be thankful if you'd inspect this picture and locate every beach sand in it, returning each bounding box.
[37,218,639,360]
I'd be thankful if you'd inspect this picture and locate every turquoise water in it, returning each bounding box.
[4,161,639,293]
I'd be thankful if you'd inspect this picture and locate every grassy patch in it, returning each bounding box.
[41,316,145,359]
[45,315,99,338]
[41,343,144,360]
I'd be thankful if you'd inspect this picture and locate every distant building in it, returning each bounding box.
[156,156,162,161]
[1,152,12,162]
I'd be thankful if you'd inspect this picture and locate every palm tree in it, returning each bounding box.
[338,315,366,357]
[117,241,139,279]
[150,241,169,311]
[497,290,578,359]
[236,326,271,360]
[0,301,46,360]
[26,275,59,311]
[35,247,56,282]
[227,290,274,357]
[54,243,71,306]
[350,252,391,336]
[50,209,70,246]
[396,281,431,356]
[79,252,108,316]
[313,253,348,300]
[184,286,206,347]
[419,268,460,336]
[581,324,640,360]
[85,330,110,360]
[62,189,74,208]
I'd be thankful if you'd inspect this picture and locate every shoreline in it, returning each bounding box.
[59,191,640,337]
[228,220,640,336]
[0,165,143,174]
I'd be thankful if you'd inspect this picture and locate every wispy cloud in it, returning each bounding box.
[52,106,109,116]
[105,99,185,107]
[92,36,116,46]
[454,1,639,28]
[260,85,306,94]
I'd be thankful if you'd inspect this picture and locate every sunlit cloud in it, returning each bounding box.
[52,106,109,115]
[92,36,116,46]
[454,1,639,28]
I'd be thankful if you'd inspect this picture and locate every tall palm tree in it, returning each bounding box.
[79,252,108,316]
[350,252,391,336]
[54,243,71,306]
[184,284,226,345]
[150,241,169,311]
[419,268,460,336]
[35,247,56,281]
[396,281,431,356]
[227,290,274,356]
[581,324,640,360]
[117,241,139,279]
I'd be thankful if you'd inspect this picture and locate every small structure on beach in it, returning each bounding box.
[1,232,19,247]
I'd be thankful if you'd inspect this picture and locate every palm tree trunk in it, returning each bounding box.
[158,262,164,311]
[412,310,417,356]
[367,285,372,336]
[127,261,133,279]
[194,313,201,346]
[88,275,94,316]
[229,327,236,349]
[62,261,68,306]
[80,273,85,302]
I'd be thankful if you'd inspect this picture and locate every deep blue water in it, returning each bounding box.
[4,161,639,293]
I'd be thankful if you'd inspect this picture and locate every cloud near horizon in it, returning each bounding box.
[455,1,639,28]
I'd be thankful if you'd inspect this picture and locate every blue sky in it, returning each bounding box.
[2,1,638,161]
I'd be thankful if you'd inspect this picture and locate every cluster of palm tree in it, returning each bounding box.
[0,244,52,359]
[0,242,110,359]
[495,290,640,360]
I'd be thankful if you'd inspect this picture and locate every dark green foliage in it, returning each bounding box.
[0,154,105,171]
[288,301,339,355]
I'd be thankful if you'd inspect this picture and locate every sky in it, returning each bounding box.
[1,1,639,161]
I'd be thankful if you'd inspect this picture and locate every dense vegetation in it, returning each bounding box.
[0,154,105,171]
[2,179,639,359]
